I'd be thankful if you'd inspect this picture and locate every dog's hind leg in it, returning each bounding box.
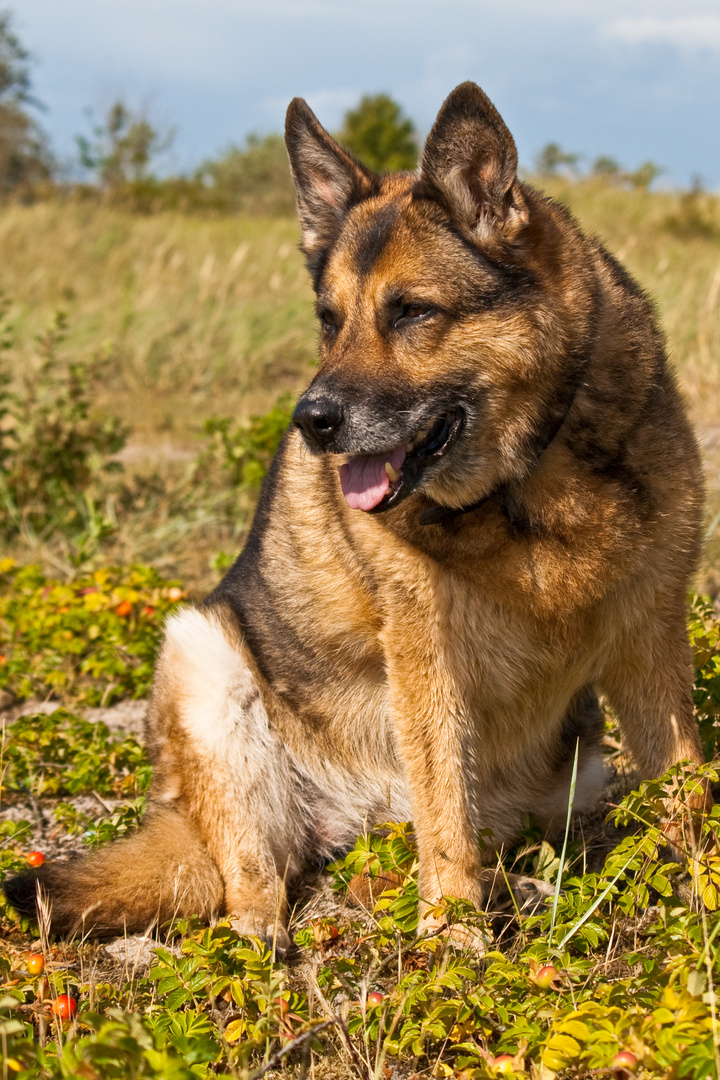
[530,684,607,832]
[4,604,306,947]
[151,604,309,951]
[597,602,710,852]
[477,686,607,921]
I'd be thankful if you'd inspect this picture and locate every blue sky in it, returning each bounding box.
[15,0,720,188]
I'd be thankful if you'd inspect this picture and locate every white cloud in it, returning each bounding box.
[605,15,720,51]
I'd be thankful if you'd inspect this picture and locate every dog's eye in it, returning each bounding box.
[319,310,337,334]
[396,303,434,327]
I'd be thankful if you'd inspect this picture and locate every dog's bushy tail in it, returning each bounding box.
[3,806,224,937]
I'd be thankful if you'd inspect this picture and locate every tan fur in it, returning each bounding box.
[5,83,706,944]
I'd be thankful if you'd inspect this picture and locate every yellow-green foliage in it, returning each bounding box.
[0,560,185,705]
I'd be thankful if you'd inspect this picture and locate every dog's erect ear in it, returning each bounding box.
[285,98,379,270]
[418,82,528,244]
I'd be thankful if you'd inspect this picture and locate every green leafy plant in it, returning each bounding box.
[198,394,293,493]
[689,594,720,758]
[0,302,127,542]
[197,133,296,216]
[0,561,185,705]
[1,708,150,798]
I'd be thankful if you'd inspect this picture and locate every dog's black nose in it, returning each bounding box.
[292,396,343,448]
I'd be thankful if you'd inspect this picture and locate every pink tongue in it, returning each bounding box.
[339,446,407,511]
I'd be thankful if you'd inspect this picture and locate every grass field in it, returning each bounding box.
[1,181,720,1079]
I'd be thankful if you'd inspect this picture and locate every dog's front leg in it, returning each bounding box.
[152,606,304,952]
[381,596,488,937]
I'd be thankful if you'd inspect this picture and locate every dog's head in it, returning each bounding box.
[285,83,592,515]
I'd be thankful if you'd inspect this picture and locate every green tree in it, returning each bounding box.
[77,101,174,188]
[338,93,417,172]
[198,133,296,214]
[535,142,580,177]
[0,10,53,193]
[624,160,663,192]
[591,155,621,180]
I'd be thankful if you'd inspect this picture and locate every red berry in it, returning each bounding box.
[276,997,290,1016]
[367,991,384,1006]
[26,851,45,867]
[26,953,45,976]
[143,605,155,616]
[51,994,77,1019]
[491,1056,516,1074]
[534,964,561,989]
[114,600,132,617]
[612,1051,639,1073]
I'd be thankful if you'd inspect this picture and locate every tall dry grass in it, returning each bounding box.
[0,202,316,449]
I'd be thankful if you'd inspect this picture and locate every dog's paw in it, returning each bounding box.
[482,871,554,917]
[228,913,291,956]
[417,908,492,955]
[507,874,554,914]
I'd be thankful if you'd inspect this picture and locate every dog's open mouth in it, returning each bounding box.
[338,412,463,513]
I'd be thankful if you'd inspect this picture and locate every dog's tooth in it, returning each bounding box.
[405,442,414,452]
[385,462,400,482]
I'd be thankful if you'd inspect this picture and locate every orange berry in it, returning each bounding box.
[26,953,45,976]
[51,994,77,1019]
[26,851,45,867]
[114,600,132,617]
[367,991,384,1006]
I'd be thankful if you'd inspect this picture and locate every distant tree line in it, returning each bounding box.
[534,142,664,192]
[0,9,422,214]
[0,8,707,217]
[0,10,53,194]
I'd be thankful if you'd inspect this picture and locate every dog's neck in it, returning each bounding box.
[419,355,589,528]
[418,495,493,526]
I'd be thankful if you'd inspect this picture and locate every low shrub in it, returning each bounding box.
[0,302,127,543]
[0,560,185,705]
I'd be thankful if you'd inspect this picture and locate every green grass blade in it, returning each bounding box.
[705,507,720,544]
[548,737,580,947]
[557,845,640,950]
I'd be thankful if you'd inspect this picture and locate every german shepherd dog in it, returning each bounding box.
[5,83,706,948]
